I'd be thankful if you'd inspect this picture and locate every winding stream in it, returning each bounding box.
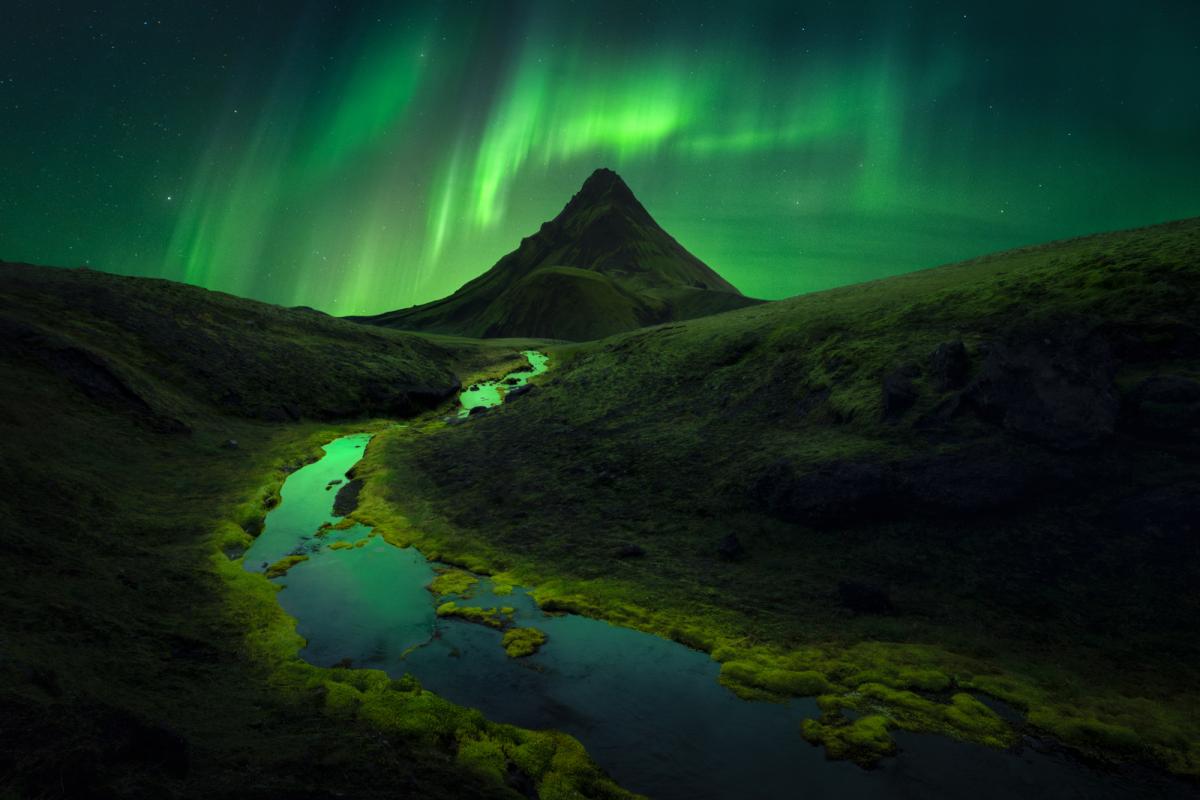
[243,355,1190,800]
[456,349,549,417]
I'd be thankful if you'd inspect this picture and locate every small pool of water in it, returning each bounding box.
[242,427,1192,799]
[456,350,549,416]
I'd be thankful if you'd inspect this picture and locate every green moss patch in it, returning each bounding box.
[502,627,548,658]
[436,601,512,629]
[428,569,480,599]
[264,554,309,578]
[801,714,896,766]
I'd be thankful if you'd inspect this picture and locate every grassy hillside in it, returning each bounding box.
[1,262,466,426]
[354,217,1200,776]
[483,266,667,341]
[0,264,631,799]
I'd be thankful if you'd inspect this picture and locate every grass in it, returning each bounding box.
[353,217,1200,776]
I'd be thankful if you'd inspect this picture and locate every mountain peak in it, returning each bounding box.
[579,167,630,196]
[563,167,642,215]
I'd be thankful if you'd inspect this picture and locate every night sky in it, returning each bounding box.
[3,1,1199,315]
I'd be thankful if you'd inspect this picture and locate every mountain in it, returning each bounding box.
[356,168,763,340]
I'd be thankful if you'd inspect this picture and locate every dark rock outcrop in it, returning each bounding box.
[1113,482,1200,544]
[752,459,893,526]
[929,340,969,391]
[838,581,894,615]
[959,321,1118,450]
[717,533,745,561]
[332,478,364,517]
[1121,375,1200,437]
[901,447,1037,513]
[881,363,920,422]
[505,384,533,401]
[752,445,1084,524]
[99,709,190,779]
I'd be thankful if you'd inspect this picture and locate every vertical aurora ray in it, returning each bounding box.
[4,1,1197,315]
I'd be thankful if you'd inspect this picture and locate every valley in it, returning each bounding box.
[1,194,1197,799]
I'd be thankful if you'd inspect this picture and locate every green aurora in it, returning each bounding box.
[2,0,1199,315]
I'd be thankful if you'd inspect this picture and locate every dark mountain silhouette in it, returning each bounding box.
[354,168,762,340]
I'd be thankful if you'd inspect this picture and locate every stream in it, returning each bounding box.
[243,353,1191,800]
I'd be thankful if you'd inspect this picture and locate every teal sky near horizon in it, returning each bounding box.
[2,1,1199,315]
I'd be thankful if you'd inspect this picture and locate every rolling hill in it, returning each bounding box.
[355,168,762,340]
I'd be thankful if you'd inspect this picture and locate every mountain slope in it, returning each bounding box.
[358,217,1200,776]
[357,168,762,340]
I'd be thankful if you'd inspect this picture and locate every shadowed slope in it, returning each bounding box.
[356,168,761,340]
[0,262,463,427]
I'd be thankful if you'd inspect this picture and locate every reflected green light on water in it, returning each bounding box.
[457,350,549,416]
